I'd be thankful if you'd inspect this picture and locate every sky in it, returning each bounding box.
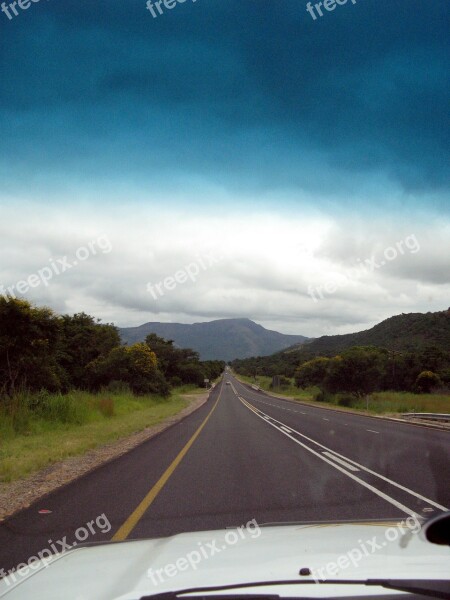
[0,0,449,337]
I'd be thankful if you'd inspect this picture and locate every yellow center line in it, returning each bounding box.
[112,384,223,541]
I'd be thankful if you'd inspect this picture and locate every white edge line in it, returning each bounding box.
[239,397,431,517]
[238,393,448,513]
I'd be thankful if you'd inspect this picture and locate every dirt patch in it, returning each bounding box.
[0,392,209,522]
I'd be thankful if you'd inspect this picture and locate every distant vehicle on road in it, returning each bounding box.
[226,381,231,385]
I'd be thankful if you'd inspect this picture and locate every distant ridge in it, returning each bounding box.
[294,309,450,355]
[229,309,450,376]
[119,318,309,361]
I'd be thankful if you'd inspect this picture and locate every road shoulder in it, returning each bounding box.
[235,378,450,432]
[0,391,210,522]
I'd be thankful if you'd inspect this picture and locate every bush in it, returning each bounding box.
[336,393,356,407]
[280,376,292,387]
[415,371,441,393]
[103,380,131,394]
[270,375,291,389]
[314,389,329,402]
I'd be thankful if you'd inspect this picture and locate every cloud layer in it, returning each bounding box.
[0,1,449,336]
[0,204,448,336]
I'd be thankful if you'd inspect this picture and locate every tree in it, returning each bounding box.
[145,333,212,386]
[0,297,62,396]
[294,357,330,388]
[144,334,176,376]
[58,313,120,389]
[414,371,441,393]
[87,343,169,396]
[324,346,387,398]
[383,351,420,392]
[201,360,226,382]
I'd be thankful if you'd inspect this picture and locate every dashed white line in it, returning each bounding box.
[238,395,448,515]
[233,380,449,514]
[367,429,379,434]
[239,398,420,518]
[322,452,359,472]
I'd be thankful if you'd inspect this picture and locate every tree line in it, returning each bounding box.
[0,297,224,399]
[294,346,449,398]
[232,344,450,396]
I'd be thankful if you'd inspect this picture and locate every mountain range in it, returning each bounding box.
[119,318,309,361]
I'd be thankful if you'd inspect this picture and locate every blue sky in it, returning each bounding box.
[0,0,449,336]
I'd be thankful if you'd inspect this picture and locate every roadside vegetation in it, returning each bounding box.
[232,310,450,416]
[235,371,450,416]
[0,297,225,483]
[0,386,198,483]
[232,314,450,415]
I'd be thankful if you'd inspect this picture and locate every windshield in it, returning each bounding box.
[0,1,449,598]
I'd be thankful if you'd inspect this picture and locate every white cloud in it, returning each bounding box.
[0,201,448,338]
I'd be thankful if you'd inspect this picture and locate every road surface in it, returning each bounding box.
[1,374,449,574]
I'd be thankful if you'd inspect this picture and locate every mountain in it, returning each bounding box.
[294,309,450,355]
[118,318,309,361]
[230,309,450,378]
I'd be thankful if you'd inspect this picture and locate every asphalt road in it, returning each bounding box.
[1,374,449,575]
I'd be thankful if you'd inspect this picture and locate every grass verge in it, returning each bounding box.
[0,386,203,483]
[234,374,450,415]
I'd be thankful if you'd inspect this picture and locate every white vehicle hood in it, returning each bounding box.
[0,521,448,599]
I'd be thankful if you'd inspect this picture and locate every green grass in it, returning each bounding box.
[358,391,450,415]
[236,374,315,398]
[234,373,450,415]
[0,386,203,484]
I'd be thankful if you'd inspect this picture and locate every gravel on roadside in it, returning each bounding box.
[0,392,209,522]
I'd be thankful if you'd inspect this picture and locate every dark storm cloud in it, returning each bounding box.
[0,0,448,203]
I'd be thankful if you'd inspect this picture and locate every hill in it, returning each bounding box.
[231,309,450,377]
[297,309,450,355]
[119,318,309,361]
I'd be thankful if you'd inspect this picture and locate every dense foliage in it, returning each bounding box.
[232,310,450,395]
[0,297,224,401]
[58,312,121,390]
